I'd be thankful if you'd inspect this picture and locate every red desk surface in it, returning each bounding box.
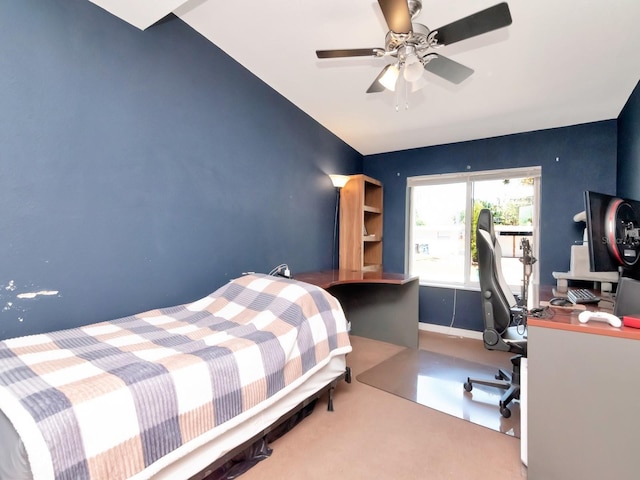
[531,285,640,341]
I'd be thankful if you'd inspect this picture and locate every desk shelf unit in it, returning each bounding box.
[339,174,383,272]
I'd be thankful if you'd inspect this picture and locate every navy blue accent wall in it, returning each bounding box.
[0,0,361,340]
[420,286,480,331]
[364,122,617,330]
[618,80,640,200]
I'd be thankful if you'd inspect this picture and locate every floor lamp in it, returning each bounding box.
[329,175,350,270]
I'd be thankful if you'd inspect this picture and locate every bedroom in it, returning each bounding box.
[1,0,640,479]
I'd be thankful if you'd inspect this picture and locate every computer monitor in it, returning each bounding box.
[584,191,640,280]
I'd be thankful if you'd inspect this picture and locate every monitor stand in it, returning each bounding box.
[552,244,618,292]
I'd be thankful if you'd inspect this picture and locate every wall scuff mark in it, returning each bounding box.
[16,291,59,299]
[1,281,60,327]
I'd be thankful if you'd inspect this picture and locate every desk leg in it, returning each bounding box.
[329,279,419,348]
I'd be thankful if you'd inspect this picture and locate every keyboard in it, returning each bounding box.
[567,288,600,304]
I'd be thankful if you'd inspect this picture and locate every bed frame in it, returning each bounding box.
[190,366,352,480]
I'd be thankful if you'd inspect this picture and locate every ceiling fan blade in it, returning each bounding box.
[366,65,394,93]
[316,48,380,59]
[432,2,512,46]
[423,54,474,84]
[378,0,412,34]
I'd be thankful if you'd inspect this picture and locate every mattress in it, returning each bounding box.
[0,274,352,479]
[0,355,347,480]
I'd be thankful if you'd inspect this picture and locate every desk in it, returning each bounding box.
[294,270,419,348]
[526,288,640,480]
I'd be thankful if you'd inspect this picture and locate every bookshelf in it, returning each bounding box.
[339,174,383,272]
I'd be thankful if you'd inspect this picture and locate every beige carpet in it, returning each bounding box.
[356,348,521,438]
[237,332,527,480]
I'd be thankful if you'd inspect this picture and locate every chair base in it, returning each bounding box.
[464,355,522,418]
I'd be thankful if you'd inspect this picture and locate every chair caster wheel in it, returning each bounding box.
[463,381,473,392]
[500,406,511,418]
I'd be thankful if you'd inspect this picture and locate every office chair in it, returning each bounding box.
[463,208,528,418]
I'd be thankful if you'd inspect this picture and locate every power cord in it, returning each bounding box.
[510,308,530,336]
[449,288,457,328]
[268,264,291,278]
[524,305,555,328]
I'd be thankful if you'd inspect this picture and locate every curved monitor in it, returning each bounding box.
[584,191,640,278]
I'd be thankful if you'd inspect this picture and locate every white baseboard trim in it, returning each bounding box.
[418,322,483,340]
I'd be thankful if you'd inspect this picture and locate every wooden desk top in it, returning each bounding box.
[529,285,640,341]
[294,270,417,290]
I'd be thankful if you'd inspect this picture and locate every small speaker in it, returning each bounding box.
[613,276,640,318]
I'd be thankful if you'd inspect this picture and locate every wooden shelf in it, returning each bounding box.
[362,263,382,273]
[363,205,381,214]
[339,175,383,271]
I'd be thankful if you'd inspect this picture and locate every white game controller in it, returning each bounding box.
[577,310,622,328]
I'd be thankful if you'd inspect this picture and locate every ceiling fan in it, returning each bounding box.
[316,0,512,95]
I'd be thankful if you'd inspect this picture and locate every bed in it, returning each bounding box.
[0,273,352,480]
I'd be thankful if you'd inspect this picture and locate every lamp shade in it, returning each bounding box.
[410,74,428,92]
[329,174,350,188]
[403,59,424,82]
[379,64,400,91]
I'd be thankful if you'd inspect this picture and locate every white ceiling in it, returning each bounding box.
[92,0,640,156]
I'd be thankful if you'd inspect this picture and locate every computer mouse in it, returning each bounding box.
[549,297,572,307]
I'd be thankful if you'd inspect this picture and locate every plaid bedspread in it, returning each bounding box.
[0,274,351,480]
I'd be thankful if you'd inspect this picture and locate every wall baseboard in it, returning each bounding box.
[418,322,483,340]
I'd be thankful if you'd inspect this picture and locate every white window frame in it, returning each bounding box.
[405,166,541,292]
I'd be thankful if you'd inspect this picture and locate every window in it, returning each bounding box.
[406,167,541,290]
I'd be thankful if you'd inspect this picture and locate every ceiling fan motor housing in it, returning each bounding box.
[408,0,423,20]
[385,23,433,59]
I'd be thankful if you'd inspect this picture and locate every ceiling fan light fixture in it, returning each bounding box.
[403,59,424,82]
[378,64,400,91]
[410,74,428,93]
